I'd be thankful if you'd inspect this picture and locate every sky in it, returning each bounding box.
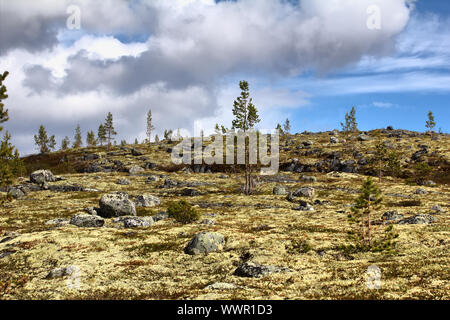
[0,0,449,155]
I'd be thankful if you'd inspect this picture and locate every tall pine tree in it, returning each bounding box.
[231,80,260,195]
[73,124,82,148]
[34,125,55,154]
[104,112,117,151]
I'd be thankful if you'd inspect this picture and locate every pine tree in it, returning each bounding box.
[0,71,10,131]
[164,129,173,141]
[341,106,358,133]
[146,110,155,144]
[275,123,284,135]
[104,112,117,150]
[425,110,436,134]
[134,138,139,145]
[86,130,96,147]
[0,131,14,187]
[0,71,23,189]
[231,80,260,195]
[72,124,83,148]
[386,151,401,178]
[97,124,106,146]
[34,125,55,154]
[283,118,291,135]
[61,136,70,150]
[154,134,160,144]
[214,123,221,134]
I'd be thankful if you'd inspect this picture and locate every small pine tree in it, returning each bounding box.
[348,177,387,251]
[164,129,173,141]
[34,125,55,154]
[386,151,401,178]
[154,134,160,144]
[120,139,127,146]
[276,123,284,135]
[104,112,117,150]
[425,110,436,134]
[214,123,221,134]
[61,136,70,150]
[134,138,139,145]
[341,106,358,133]
[97,124,106,146]
[231,80,260,195]
[283,118,291,135]
[86,130,96,147]
[146,110,155,144]
[73,124,83,148]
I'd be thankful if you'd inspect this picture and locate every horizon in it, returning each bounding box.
[0,0,449,156]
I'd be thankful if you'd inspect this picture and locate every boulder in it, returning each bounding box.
[134,194,161,207]
[292,187,315,198]
[299,175,317,183]
[414,188,428,195]
[234,262,292,278]
[45,266,78,279]
[180,188,201,196]
[116,178,130,185]
[128,165,144,175]
[8,187,26,199]
[98,192,136,218]
[122,216,154,228]
[70,214,105,227]
[45,218,70,227]
[399,214,436,225]
[381,211,404,223]
[131,148,144,156]
[184,232,225,255]
[273,186,288,195]
[30,170,56,184]
[152,212,169,222]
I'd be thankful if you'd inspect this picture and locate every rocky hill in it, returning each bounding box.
[0,128,448,299]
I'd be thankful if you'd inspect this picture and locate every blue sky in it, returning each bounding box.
[0,0,449,155]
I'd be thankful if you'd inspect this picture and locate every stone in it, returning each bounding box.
[152,212,169,222]
[98,192,136,218]
[398,214,436,225]
[234,262,292,278]
[122,216,154,228]
[83,207,98,215]
[145,175,160,183]
[381,211,404,222]
[117,178,130,185]
[180,188,201,196]
[131,148,144,156]
[414,188,428,195]
[184,232,225,255]
[8,187,26,199]
[293,200,314,211]
[70,214,104,227]
[292,187,315,198]
[30,170,56,184]
[273,186,288,195]
[200,219,216,225]
[430,205,443,213]
[134,194,161,207]
[128,165,144,175]
[330,136,339,144]
[205,282,237,290]
[299,175,317,183]
[45,218,70,227]
[357,134,370,141]
[45,266,78,279]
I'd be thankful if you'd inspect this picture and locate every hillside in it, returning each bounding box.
[0,128,449,299]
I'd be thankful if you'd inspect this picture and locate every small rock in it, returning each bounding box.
[83,207,98,215]
[273,186,288,195]
[117,178,130,185]
[414,188,428,195]
[45,266,78,279]
[293,200,314,211]
[123,216,154,228]
[398,214,436,225]
[184,232,225,255]
[7,187,26,199]
[234,262,292,278]
[430,205,443,214]
[131,148,144,156]
[128,165,145,175]
[299,175,317,183]
[292,187,315,198]
[152,211,169,222]
[146,175,160,183]
[180,188,201,197]
[205,282,237,290]
[70,214,104,228]
[381,211,404,222]
[45,218,70,227]
[330,136,339,144]
[134,194,161,207]
[357,134,370,141]
[200,219,216,225]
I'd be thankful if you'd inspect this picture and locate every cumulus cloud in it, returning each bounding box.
[0,0,417,154]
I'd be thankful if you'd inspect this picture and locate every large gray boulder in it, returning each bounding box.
[98,192,136,218]
[134,194,161,207]
[184,232,225,255]
[8,187,26,199]
[234,262,292,278]
[70,214,104,227]
[30,170,56,184]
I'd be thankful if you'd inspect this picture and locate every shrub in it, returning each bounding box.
[167,200,201,224]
